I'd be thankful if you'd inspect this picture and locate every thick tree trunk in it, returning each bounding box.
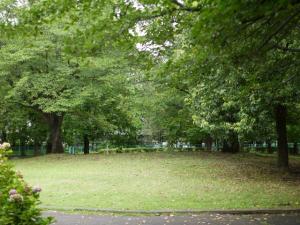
[204,136,213,151]
[44,113,64,154]
[274,104,289,169]
[222,140,230,152]
[46,138,52,154]
[83,135,90,155]
[222,131,239,153]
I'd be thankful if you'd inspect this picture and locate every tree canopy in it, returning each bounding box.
[0,0,299,169]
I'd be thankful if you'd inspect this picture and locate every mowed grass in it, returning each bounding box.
[13,152,300,210]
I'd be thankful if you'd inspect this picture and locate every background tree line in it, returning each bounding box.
[0,0,299,169]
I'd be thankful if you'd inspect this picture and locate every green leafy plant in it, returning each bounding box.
[0,143,53,225]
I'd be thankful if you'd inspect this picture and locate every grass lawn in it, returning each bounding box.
[13,151,300,210]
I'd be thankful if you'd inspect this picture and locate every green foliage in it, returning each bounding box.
[0,1,139,149]
[0,143,53,225]
[1,0,300,157]
[1,34,84,113]
[63,75,138,145]
[125,0,300,155]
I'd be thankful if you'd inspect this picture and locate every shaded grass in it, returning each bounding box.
[13,152,300,210]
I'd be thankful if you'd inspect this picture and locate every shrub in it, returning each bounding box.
[0,143,53,225]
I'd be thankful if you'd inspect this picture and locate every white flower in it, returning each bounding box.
[9,193,23,202]
[2,142,10,149]
[32,186,42,193]
[0,142,11,150]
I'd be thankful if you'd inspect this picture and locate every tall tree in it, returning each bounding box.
[124,0,300,168]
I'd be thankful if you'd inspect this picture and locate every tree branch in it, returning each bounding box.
[129,1,202,24]
[175,86,190,95]
[261,8,300,48]
[275,44,300,53]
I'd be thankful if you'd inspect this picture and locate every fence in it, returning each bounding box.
[64,143,204,155]
[11,145,47,157]
[10,142,299,156]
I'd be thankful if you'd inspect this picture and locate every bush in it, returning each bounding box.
[0,143,53,225]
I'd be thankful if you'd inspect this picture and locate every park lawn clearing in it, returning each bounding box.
[13,151,300,210]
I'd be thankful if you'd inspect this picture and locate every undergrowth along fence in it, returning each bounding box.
[11,145,47,157]
[10,142,299,157]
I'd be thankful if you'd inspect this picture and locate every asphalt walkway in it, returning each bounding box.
[45,211,300,225]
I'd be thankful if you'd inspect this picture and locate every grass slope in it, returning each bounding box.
[13,152,300,210]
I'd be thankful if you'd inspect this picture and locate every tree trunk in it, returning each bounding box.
[222,131,239,153]
[46,138,52,154]
[204,136,213,151]
[83,135,89,155]
[44,113,64,154]
[222,140,230,152]
[274,104,289,169]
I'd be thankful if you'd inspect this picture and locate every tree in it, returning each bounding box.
[189,0,300,168]
[63,73,137,154]
[124,0,300,168]
[1,0,139,153]
[0,34,86,153]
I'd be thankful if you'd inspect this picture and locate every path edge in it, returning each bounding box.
[41,206,300,215]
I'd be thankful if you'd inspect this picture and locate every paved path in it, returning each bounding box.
[45,211,300,225]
